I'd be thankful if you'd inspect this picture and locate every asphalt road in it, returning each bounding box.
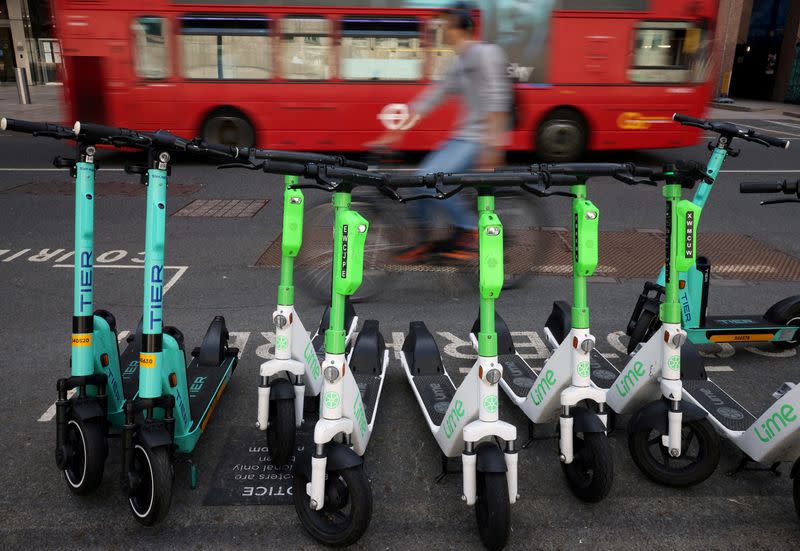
[1,119,800,550]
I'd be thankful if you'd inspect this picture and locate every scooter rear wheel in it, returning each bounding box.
[63,418,106,495]
[128,444,173,526]
[561,431,614,502]
[293,464,372,547]
[267,398,296,466]
[475,470,510,551]
[628,418,719,487]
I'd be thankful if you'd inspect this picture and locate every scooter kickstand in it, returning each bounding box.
[522,420,535,449]
[434,454,449,483]
[727,455,781,478]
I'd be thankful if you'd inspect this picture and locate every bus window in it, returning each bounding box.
[280,16,332,80]
[180,14,270,80]
[629,22,710,84]
[132,17,170,79]
[427,18,455,80]
[340,16,422,81]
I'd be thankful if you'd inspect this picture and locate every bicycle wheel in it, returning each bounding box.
[295,191,401,304]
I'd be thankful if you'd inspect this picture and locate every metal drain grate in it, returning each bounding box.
[173,199,269,218]
[256,228,800,281]
[3,181,201,196]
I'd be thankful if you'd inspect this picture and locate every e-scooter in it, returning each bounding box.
[662,178,800,519]
[537,162,722,487]
[74,122,239,525]
[468,163,652,502]
[1,117,142,495]
[218,153,392,546]
[626,114,798,352]
[392,170,571,550]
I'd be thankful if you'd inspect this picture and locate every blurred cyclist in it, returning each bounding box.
[368,2,511,263]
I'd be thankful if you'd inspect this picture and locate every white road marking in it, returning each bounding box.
[729,123,800,138]
[2,248,31,262]
[766,119,800,131]
[38,389,75,422]
[705,365,734,372]
[0,167,126,171]
[53,264,188,295]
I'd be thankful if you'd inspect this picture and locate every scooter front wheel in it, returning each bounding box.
[63,418,106,495]
[267,398,296,466]
[128,444,173,526]
[628,418,719,487]
[561,431,613,502]
[475,471,510,551]
[293,464,372,547]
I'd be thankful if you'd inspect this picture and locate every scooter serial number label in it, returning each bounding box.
[71,333,92,347]
[139,353,156,369]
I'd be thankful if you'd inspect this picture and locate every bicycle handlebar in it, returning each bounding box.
[673,113,790,149]
[2,117,74,139]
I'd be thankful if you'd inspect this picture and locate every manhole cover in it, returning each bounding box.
[173,199,269,218]
[255,228,800,281]
[3,181,201,196]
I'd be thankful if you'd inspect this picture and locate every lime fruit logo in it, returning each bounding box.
[577,361,590,378]
[483,395,498,414]
[324,391,340,409]
[276,335,288,351]
[668,355,680,371]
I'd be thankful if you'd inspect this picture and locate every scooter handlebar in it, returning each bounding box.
[241,148,368,170]
[673,113,790,149]
[740,179,799,195]
[74,121,152,148]
[2,117,74,138]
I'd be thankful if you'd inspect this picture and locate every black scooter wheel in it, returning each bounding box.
[128,444,173,526]
[628,418,719,487]
[475,470,511,551]
[793,467,800,519]
[627,309,659,354]
[561,431,614,502]
[293,464,372,547]
[267,399,296,466]
[63,418,106,495]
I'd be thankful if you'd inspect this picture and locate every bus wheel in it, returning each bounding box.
[201,107,255,148]
[536,108,587,162]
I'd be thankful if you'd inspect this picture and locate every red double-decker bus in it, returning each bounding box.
[53,0,718,160]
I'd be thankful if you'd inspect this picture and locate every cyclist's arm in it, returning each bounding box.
[406,62,458,129]
[481,44,510,148]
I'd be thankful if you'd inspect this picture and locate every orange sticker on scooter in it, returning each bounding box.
[139,353,157,369]
[71,333,92,347]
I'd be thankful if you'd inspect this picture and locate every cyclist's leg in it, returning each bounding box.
[414,139,480,230]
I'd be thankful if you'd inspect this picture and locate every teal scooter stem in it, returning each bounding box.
[626,114,797,352]
[1,117,139,496]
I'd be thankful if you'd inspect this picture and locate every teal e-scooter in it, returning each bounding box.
[626,114,797,352]
[1,117,141,495]
[74,122,239,524]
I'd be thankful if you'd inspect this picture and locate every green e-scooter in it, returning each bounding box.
[1,117,142,495]
[74,122,239,525]
[390,169,572,551]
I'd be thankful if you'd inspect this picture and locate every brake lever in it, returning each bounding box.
[217,161,263,171]
[521,183,576,198]
[377,185,403,202]
[761,198,800,205]
[614,173,657,186]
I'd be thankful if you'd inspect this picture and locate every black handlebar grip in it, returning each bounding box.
[2,117,69,136]
[632,165,654,177]
[195,140,239,158]
[739,181,786,194]
[261,159,308,176]
[548,174,578,186]
[327,166,386,186]
[386,173,426,187]
[672,113,708,127]
[762,135,791,149]
[75,121,148,144]
[342,159,369,171]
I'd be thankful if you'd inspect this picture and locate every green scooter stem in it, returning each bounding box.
[477,194,502,357]
[660,183,682,325]
[278,175,303,306]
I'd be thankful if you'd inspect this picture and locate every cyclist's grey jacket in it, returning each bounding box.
[411,41,510,143]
